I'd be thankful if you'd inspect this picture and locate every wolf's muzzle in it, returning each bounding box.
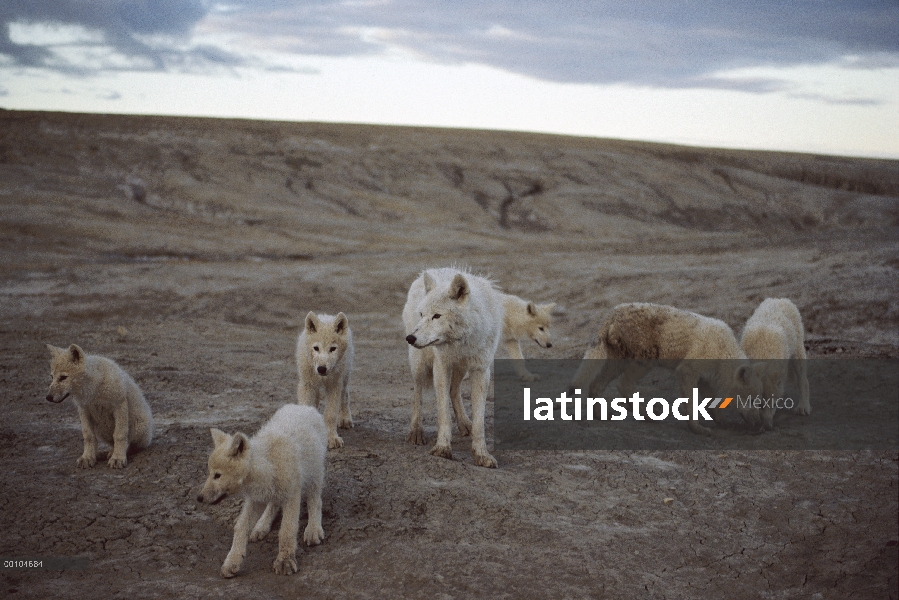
[317,366,327,375]
[405,334,417,345]
[46,392,70,403]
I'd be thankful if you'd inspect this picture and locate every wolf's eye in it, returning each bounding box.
[538,327,545,332]
[329,346,336,353]
[313,346,319,352]
[432,314,441,320]
[213,473,221,479]
[58,375,67,381]
[419,312,423,318]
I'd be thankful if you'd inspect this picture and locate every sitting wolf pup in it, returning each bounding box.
[45,344,153,468]
[569,303,766,434]
[197,404,327,578]
[500,294,556,382]
[296,312,354,449]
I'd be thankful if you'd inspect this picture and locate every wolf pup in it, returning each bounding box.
[403,267,504,468]
[197,404,327,578]
[45,344,153,468]
[740,298,811,429]
[500,293,555,381]
[296,311,354,449]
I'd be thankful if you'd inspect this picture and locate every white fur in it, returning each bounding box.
[500,293,555,381]
[296,311,354,449]
[402,267,505,468]
[197,404,327,578]
[46,344,153,468]
[740,298,811,427]
[569,303,766,434]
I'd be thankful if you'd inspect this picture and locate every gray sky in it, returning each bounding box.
[2,1,898,156]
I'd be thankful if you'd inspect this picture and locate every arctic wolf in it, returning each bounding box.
[568,303,766,434]
[196,404,327,578]
[500,293,555,381]
[740,298,811,428]
[45,344,153,468]
[296,312,354,449]
[403,267,504,467]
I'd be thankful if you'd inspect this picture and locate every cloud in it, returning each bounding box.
[2,0,898,91]
[0,0,244,72]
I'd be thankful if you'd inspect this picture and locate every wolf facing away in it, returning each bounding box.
[45,344,153,468]
[296,311,354,449]
[740,298,811,429]
[500,294,555,381]
[196,404,327,578]
[568,303,766,434]
[403,267,505,468]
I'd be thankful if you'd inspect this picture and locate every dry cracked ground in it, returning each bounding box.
[1,109,897,599]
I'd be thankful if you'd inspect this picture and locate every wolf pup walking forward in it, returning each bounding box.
[500,293,555,381]
[403,267,504,468]
[45,344,153,468]
[197,404,327,578]
[296,312,354,449]
[740,298,811,429]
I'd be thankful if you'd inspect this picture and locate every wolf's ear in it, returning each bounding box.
[229,432,249,457]
[539,302,556,315]
[68,344,85,365]
[423,272,435,294]
[449,274,469,301]
[527,302,537,317]
[210,428,229,447]
[305,311,319,333]
[736,364,754,385]
[47,344,64,358]
[334,312,348,335]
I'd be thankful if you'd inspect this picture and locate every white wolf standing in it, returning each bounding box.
[740,298,811,429]
[403,267,504,468]
[45,344,153,468]
[196,404,327,578]
[568,303,766,434]
[296,311,354,449]
[500,294,555,381]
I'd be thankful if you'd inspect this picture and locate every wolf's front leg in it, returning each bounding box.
[469,367,497,468]
[430,355,454,459]
[303,481,324,546]
[406,361,427,445]
[273,497,301,575]
[76,407,98,468]
[250,503,278,542]
[323,385,343,449]
[506,340,538,382]
[222,500,266,578]
[108,401,130,468]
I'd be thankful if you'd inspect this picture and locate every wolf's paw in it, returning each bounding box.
[273,556,298,576]
[108,456,127,469]
[473,451,498,469]
[303,523,325,546]
[406,428,426,445]
[249,527,269,542]
[327,435,344,449]
[221,558,242,578]
[520,372,539,382]
[76,455,96,469]
[793,403,811,416]
[430,444,454,460]
[338,416,354,429]
[456,419,473,437]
